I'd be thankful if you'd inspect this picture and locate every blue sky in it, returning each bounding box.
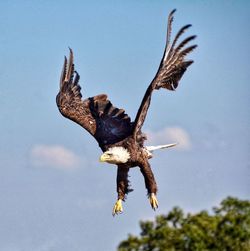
[0,0,249,250]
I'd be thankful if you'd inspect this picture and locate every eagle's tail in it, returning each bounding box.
[144,143,178,158]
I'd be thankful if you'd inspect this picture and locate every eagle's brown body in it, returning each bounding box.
[106,136,158,200]
[56,9,197,215]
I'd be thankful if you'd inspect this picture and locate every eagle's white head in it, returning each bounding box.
[99,147,130,164]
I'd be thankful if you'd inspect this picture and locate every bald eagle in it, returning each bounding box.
[56,9,196,216]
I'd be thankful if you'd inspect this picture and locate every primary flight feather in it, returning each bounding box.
[56,9,197,216]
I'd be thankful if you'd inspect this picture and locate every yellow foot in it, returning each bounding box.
[112,199,123,216]
[149,193,158,210]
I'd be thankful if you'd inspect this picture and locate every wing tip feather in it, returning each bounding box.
[170,8,177,15]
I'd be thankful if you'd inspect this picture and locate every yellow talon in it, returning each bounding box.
[112,199,123,216]
[149,193,158,210]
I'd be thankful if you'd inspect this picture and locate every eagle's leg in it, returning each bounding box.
[112,199,123,216]
[149,193,158,210]
[139,162,159,210]
[113,165,132,216]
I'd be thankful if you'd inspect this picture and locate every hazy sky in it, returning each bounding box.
[0,1,249,250]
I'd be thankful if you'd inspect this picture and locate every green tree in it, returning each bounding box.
[118,197,250,251]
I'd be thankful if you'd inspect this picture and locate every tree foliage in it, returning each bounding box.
[118,197,250,251]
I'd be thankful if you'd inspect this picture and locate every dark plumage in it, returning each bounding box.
[56,9,197,215]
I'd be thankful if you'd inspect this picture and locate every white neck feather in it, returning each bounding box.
[108,147,130,164]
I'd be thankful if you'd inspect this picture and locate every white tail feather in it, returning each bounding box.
[145,143,178,152]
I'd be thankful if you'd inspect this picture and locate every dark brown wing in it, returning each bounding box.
[56,49,132,148]
[133,9,197,139]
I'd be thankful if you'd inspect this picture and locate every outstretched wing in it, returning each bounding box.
[133,9,197,138]
[56,49,132,149]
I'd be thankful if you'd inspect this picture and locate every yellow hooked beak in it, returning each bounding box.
[99,153,109,162]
